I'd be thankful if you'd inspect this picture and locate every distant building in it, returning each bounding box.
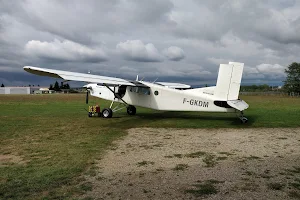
[0,87,50,94]
[34,88,54,94]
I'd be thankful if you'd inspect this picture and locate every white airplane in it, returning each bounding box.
[23,62,249,123]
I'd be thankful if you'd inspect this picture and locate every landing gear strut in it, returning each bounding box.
[238,111,248,124]
[101,84,137,118]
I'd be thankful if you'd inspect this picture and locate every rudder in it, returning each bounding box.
[215,62,244,100]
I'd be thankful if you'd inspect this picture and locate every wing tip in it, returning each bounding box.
[23,66,34,70]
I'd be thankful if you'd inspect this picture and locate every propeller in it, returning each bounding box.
[86,90,89,104]
[83,84,92,104]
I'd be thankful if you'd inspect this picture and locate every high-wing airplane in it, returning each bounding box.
[23,62,249,123]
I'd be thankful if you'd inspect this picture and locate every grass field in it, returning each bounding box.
[1,94,300,199]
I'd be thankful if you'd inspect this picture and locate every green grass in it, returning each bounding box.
[1,94,300,199]
[137,161,154,167]
[267,182,285,190]
[185,151,207,158]
[185,180,223,197]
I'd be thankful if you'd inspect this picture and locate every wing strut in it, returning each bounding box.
[103,84,128,105]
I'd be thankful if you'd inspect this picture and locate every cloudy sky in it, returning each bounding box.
[0,0,299,87]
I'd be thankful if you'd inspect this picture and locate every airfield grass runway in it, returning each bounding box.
[1,94,300,199]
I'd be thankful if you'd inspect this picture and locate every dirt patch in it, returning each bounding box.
[83,128,300,199]
[0,154,26,166]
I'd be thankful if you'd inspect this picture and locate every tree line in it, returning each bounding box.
[49,81,70,91]
[240,84,278,92]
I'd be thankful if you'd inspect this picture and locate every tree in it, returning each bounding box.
[284,62,300,93]
[65,83,70,89]
[1,83,4,87]
[49,84,53,90]
[59,82,70,89]
[53,81,60,91]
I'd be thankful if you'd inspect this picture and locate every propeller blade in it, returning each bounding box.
[86,91,89,104]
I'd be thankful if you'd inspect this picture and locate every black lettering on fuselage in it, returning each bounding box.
[194,100,198,106]
[198,101,202,106]
[203,102,209,107]
[183,98,209,108]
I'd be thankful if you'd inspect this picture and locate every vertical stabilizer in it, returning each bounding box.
[215,62,244,100]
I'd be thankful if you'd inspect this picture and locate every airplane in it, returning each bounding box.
[23,62,249,123]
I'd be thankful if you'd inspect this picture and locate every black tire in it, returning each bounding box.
[240,117,248,124]
[102,108,113,118]
[88,112,92,117]
[127,105,136,115]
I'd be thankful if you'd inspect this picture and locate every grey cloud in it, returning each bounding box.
[25,39,108,62]
[169,0,300,45]
[0,0,299,86]
[163,46,185,61]
[116,40,163,62]
[0,0,174,45]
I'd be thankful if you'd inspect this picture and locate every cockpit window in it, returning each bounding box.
[129,86,150,95]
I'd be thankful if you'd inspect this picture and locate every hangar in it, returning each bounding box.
[0,87,41,94]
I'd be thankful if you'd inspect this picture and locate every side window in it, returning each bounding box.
[129,87,150,95]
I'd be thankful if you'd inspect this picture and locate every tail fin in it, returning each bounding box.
[215,62,244,100]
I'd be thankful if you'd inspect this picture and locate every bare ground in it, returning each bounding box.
[83,128,300,200]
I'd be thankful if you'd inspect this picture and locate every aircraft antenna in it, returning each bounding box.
[153,78,158,83]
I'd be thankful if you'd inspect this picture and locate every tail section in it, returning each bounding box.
[215,62,244,100]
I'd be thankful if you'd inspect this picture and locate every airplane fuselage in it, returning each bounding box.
[88,82,236,113]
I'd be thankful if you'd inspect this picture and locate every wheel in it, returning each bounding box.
[102,108,113,118]
[240,117,248,124]
[88,112,92,117]
[127,105,136,115]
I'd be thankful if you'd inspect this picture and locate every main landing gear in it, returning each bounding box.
[238,111,248,124]
[102,108,113,118]
[127,105,136,115]
[101,100,137,118]
[101,104,137,118]
[100,84,137,118]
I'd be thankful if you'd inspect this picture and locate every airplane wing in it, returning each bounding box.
[23,66,135,86]
[156,82,191,89]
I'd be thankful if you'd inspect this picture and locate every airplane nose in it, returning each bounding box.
[83,84,93,90]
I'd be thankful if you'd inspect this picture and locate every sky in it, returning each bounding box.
[0,0,300,87]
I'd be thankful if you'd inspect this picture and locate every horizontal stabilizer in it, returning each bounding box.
[227,99,249,111]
